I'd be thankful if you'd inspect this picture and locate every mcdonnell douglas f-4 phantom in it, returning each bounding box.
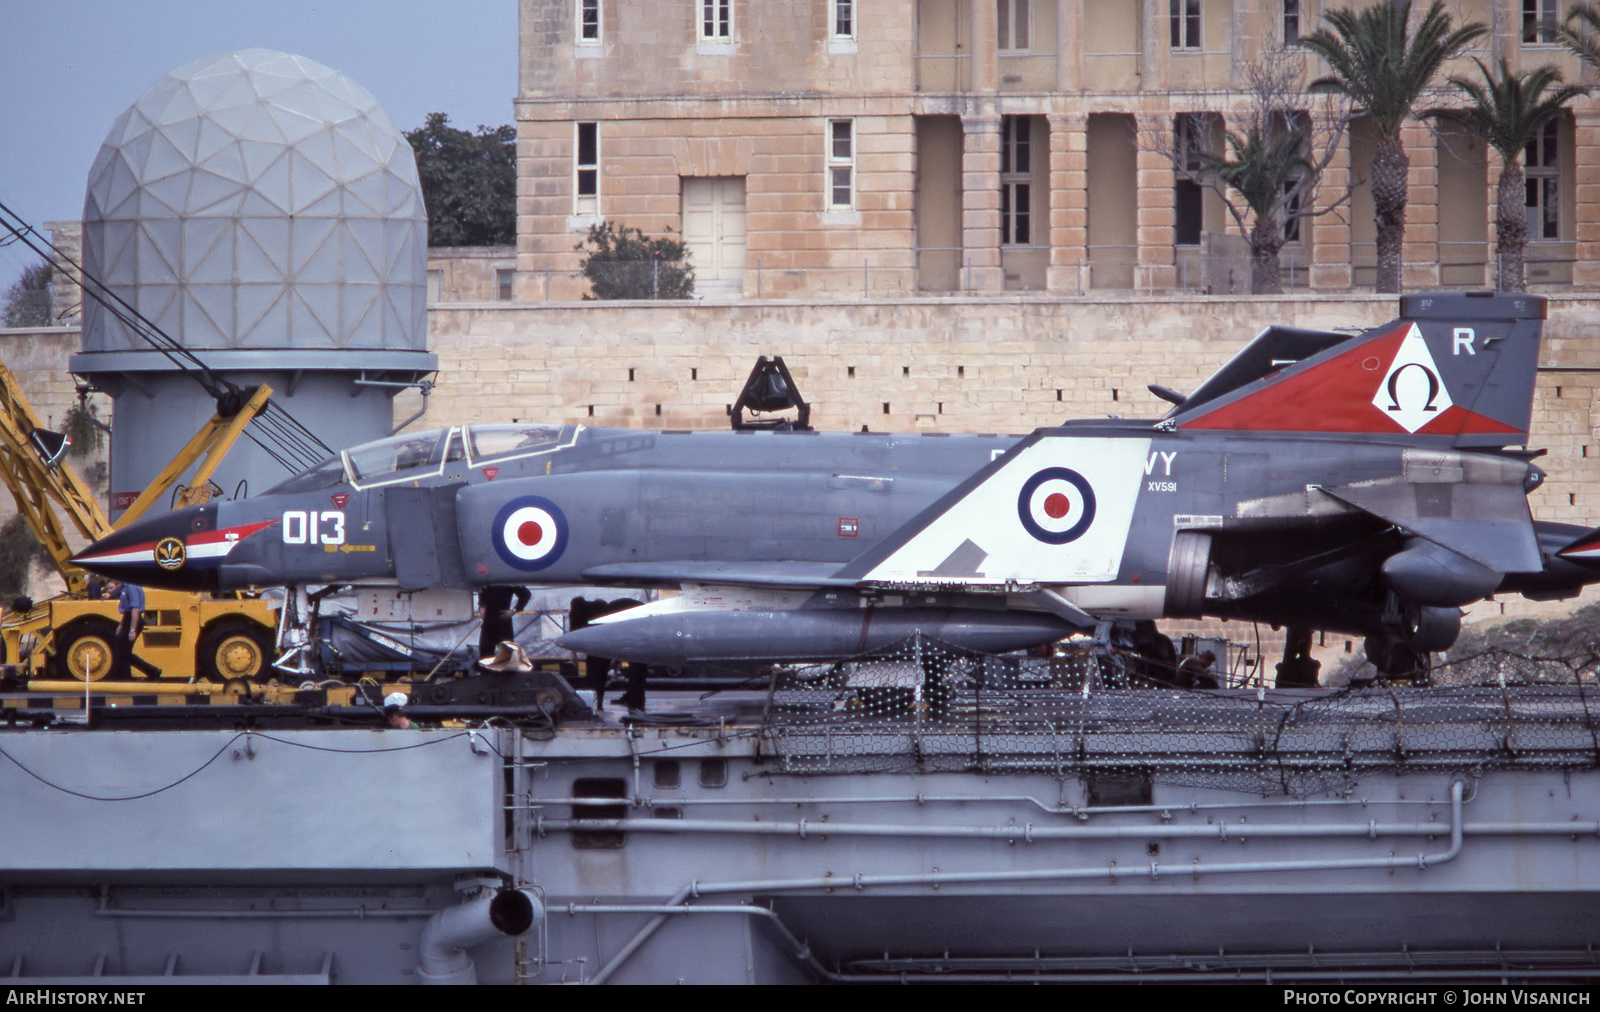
[76,293,1600,679]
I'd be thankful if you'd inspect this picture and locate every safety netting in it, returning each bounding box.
[761,635,1600,796]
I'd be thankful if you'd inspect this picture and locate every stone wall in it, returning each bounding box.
[427,246,517,303]
[41,221,83,324]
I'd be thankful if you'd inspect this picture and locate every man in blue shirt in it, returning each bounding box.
[103,579,153,681]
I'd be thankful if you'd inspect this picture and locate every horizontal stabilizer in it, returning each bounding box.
[1320,480,1540,573]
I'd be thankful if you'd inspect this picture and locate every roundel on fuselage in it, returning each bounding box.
[491,496,569,571]
[1017,467,1097,544]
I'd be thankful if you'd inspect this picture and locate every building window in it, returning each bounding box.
[828,120,854,209]
[1174,113,1209,175]
[1171,0,1201,49]
[1173,114,1208,246]
[576,122,599,214]
[832,0,854,39]
[701,0,732,40]
[1277,111,1310,241]
[998,0,1031,51]
[578,0,600,42]
[1282,0,1300,44]
[1000,116,1031,245]
[1282,184,1303,242]
[1526,118,1561,240]
[497,269,514,301]
[1524,0,1559,43]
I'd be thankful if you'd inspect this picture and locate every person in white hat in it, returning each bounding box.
[382,690,411,729]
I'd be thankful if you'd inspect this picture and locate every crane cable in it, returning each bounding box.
[0,200,335,473]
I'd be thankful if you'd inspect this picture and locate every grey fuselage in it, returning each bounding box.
[77,420,1580,665]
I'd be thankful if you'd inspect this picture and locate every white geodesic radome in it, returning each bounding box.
[81,48,427,354]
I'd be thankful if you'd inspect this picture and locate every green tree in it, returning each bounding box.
[63,400,106,459]
[1299,0,1487,293]
[1,263,52,328]
[1147,44,1352,295]
[1425,59,1587,292]
[1552,2,1600,68]
[576,222,695,300]
[0,513,48,601]
[405,113,516,247]
[1192,121,1314,295]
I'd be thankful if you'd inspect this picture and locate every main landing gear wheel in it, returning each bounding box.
[198,622,276,681]
[55,619,118,681]
[1363,637,1431,683]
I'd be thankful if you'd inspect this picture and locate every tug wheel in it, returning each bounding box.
[56,620,118,681]
[198,622,276,681]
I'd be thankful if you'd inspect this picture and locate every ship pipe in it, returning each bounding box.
[538,792,1462,818]
[586,781,1465,984]
[417,889,541,986]
[541,811,1533,844]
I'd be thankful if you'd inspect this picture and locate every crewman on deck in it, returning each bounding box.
[1176,650,1219,690]
[478,585,532,661]
[104,578,158,680]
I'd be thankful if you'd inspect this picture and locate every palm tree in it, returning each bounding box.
[1192,123,1313,294]
[1552,2,1600,69]
[1298,1,1487,293]
[1425,59,1588,292]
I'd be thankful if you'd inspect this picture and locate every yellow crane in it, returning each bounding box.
[0,371,279,684]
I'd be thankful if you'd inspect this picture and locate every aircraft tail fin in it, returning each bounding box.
[1172,292,1546,448]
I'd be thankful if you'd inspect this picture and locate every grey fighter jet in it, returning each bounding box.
[75,293,1600,677]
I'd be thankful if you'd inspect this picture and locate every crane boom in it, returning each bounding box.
[0,365,111,594]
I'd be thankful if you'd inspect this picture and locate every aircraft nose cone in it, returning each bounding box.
[72,505,221,592]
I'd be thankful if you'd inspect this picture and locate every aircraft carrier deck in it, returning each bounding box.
[5,646,1600,984]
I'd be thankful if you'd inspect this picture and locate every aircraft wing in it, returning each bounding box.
[580,560,858,589]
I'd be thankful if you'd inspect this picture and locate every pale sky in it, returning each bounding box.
[0,0,518,292]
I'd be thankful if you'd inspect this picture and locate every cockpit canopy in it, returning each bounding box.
[266,424,578,494]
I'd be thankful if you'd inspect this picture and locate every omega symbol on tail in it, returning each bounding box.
[1017,467,1097,544]
[491,495,569,571]
[1372,324,1453,433]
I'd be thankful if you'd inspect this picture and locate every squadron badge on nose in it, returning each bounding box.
[155,537,187,571]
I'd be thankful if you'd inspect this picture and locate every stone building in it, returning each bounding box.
[510,0,1600,300]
